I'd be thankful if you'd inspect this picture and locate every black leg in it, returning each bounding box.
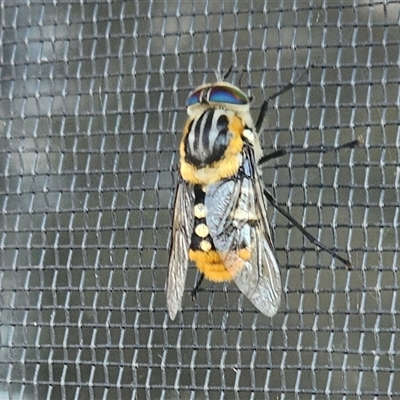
[258,149,287,165]
[254,66,360,269]
[263,189,352,269]
[255,68,310,133]
[258,137,363,167]
[255,99,270,133]
[190,272,205,301]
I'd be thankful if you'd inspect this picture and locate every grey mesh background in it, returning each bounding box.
[0,1,399,399]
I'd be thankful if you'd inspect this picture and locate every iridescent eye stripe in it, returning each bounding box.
[207,86,248,105]
[186,89,202,106]
[186,85,249,107]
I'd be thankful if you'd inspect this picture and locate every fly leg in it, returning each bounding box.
[258,137,363,167]
[190,272,205,301]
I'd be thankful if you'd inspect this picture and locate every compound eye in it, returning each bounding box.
[207,85,249,105]
[186,88,202,107]
[186,84,250,107]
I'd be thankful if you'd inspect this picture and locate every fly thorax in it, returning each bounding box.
[184,109,233,168]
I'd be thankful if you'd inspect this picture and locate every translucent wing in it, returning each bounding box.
[205,147,281,316]
[166,176,195,320]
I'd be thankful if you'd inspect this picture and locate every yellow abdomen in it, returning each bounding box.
[189,249,233,282]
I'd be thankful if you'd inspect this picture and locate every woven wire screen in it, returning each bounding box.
[1,0,399,399]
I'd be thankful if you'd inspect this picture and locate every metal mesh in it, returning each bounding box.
[0,0,399,399]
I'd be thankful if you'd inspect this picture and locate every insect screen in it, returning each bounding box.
[0,1,399,399]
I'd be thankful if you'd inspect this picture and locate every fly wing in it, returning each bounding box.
[205,147,281,316]
[166,176,195,320]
